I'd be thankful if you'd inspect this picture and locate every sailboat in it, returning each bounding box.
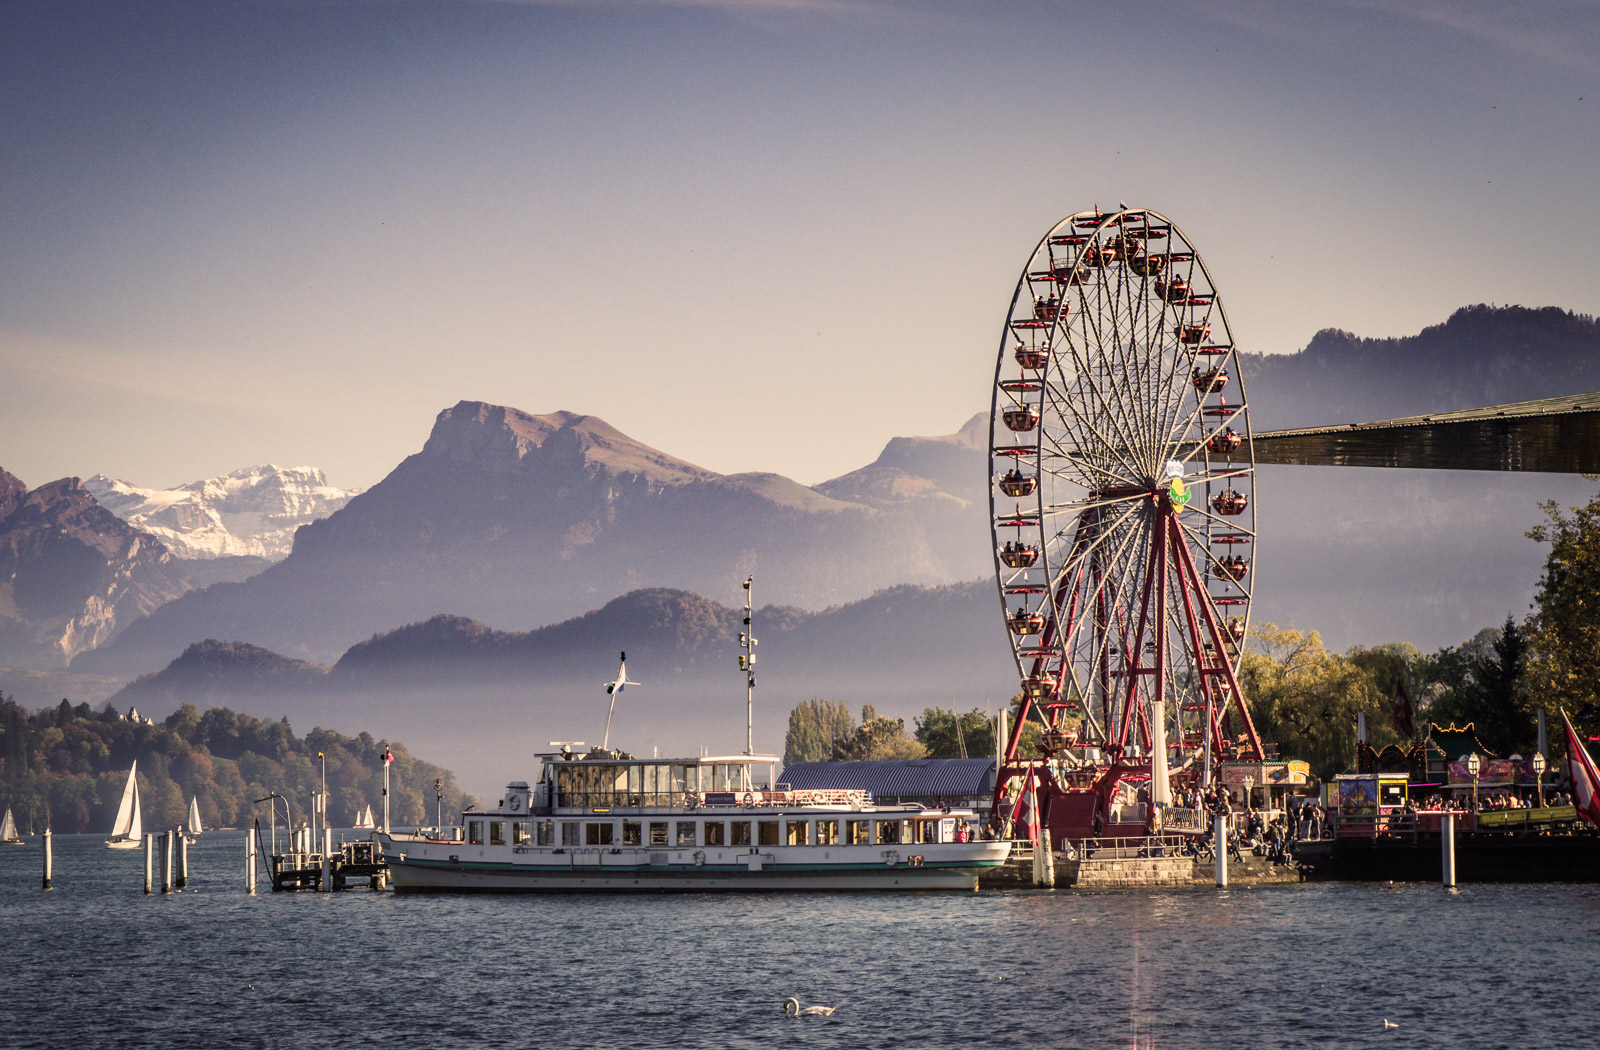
[354,804,375,830]
[0,806,24,845]
[105,760,143,849]
[184,796,204,843]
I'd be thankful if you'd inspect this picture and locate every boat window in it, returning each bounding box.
[676,821,696,846]
[468,820,485,845]
[489,822,505,846]
[682,765,699,794]
[705,821,726,846]
[537,820,555,846]
[758,820,780,846]
[785,820,808,846]
[731,821,752,846]
[623,821,642,846]
[650,821,670,846]
[561,822,580,846]
[875,820,901,845]
[915,819,938,844]
[848,820,870,845]
[586,822,614,846]
[512,821,530,845]
[817,820,839,845]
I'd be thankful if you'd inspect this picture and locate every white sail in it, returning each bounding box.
[187,796,203,836]
[0,807,20,842]
[110,760,140,840]
[354,804,375,829]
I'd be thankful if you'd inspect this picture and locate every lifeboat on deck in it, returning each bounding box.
[1207,427,1243,454]
[1192,367,1229,392]
[998,542,1039,569]
[1215,555,1249,582]
[1211,489,1248,515]
[998,469,1038,497]
[1008,609,1046,635]
[1002,405,1041,432]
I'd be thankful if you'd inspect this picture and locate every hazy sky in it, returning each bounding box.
[3,0,1597,492]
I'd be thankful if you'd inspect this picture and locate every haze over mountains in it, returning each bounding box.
[2,303,1596,789]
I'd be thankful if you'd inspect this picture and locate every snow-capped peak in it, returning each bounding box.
[83,464,361,560]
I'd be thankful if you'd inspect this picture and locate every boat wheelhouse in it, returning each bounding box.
[377,749,1010,892]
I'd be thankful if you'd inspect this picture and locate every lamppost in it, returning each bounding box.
[1532,751,1547,809]
[1466,752,1482,814]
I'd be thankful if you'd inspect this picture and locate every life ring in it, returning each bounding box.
[742,792,756,806]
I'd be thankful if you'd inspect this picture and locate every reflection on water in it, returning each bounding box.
[3,833,1598,1049]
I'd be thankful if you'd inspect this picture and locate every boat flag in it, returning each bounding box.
[383,746,394,765]
[1014,769,1038,844]
[1562,709,1600,828]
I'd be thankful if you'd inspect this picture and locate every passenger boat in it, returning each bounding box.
[377,748,1010,892]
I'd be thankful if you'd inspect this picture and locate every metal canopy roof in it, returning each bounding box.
[1249,391,1600,473]
[780,758,997,798]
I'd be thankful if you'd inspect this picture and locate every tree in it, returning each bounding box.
[1526,483,1600,739]
[914,707,998,759]
[1239,622,1398,780]
[782,699,855,766]
[829,706,926,761]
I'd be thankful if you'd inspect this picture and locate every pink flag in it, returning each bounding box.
[1563,709,1600,828]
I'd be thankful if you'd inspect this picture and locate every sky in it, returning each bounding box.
[3,0,1598,494]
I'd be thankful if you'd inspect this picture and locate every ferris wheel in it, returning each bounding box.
[989,207,1265,788]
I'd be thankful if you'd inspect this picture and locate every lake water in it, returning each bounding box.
[3,832,1597,1049]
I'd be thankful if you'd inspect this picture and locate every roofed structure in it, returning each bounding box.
[780,758,997,806]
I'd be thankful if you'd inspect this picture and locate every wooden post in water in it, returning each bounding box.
[246,820,257,895]
[177,833,189,889]
[1214,812,1228,888]
[320,827,332,892]
[144,834,154,894]
[42,827,53,890]
[160,831,173,894]
[1442,812,1457,886]
[1041,834,1056,889]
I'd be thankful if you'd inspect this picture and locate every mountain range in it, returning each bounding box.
[83,464,359,560]
[73,402,990,676]
[106,583,1014,793]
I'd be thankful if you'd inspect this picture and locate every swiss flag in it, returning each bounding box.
[383,747,394,765]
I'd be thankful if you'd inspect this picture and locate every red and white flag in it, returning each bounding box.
[1562,709,1600,828]
[1011,770,1037,843]
[383,747,394,765]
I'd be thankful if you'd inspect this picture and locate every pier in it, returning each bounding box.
[266,837,387,892]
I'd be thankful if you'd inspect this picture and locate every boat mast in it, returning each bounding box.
[740,575,756,758]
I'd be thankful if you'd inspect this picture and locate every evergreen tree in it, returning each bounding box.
[782,699,856,766]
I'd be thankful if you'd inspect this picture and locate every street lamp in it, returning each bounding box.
[1532,751,1547,809]
[1466,752,1482,814]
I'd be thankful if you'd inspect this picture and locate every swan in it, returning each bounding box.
[1383,1020,1399,1029]
[784,997,836,1018]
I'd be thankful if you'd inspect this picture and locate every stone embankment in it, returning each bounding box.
[980,848,1301,889]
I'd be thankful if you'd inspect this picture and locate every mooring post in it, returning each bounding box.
[1214,813,1228,888]
[161,831,173,894]
[1041,836,1057,888]
[144,833,154,894]
[320,826,332,892]
[246,821,258,895]
[42,827,53,890]
[1441,812,1456,887]
[177,833,189,890]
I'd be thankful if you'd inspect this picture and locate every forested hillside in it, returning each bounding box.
[0,696,473,835]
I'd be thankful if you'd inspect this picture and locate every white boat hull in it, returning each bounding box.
[379,836,1010,893]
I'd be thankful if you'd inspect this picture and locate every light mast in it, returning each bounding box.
[738,575,756,756]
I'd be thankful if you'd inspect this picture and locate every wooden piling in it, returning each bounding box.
[246,820,258,895]
[144,833,154,894]
[42,827,52,890]
[161,831,173,894]
[1442,812,1456,887]
[1214,813,1229,888]
[320,827,332,892]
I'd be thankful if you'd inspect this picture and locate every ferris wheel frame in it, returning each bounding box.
[987,207,1265,788]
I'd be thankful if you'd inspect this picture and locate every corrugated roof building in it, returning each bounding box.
[779,758,997,807]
